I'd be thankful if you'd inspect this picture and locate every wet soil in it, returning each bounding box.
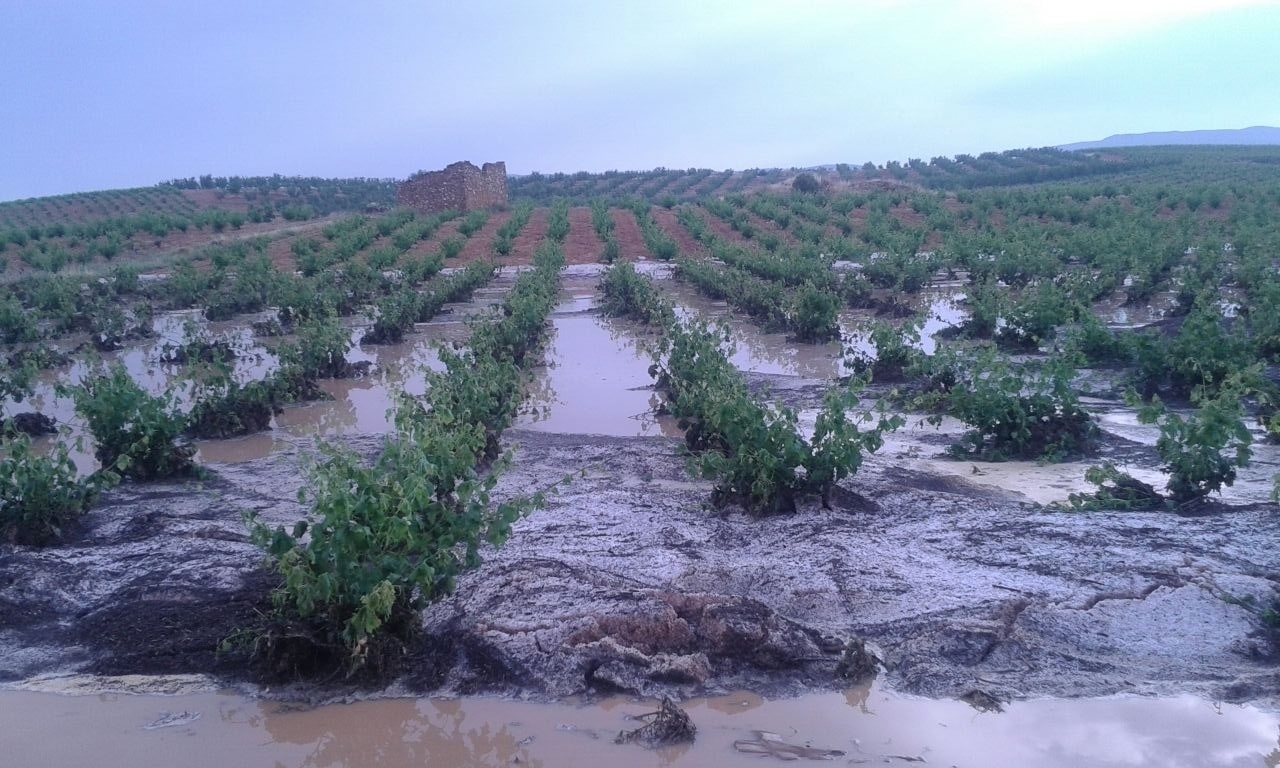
[563,206,605,264]
[3,268,1280,760]
[3,418,1279,706]
[610,208,649,261]
[507,207,550,265]
[651,207,707,255]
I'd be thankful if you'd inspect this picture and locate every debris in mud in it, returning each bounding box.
[614,696,696,747]
[732,731,845,761]
[959,688,1004,713]
[142,710,202,730]
[835,638,879,683]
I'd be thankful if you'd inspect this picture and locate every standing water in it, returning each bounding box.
[3,679,1277,767]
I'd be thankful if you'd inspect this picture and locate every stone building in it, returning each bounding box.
[397,161,508,214]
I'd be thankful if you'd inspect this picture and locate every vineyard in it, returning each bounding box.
[2,147,1280,708]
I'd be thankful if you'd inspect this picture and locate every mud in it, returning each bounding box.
[3,267,1280,746]
[3,422,1279,707]
[516,274,677,438]
[7,681,1278,768]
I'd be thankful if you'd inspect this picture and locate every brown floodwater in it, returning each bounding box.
[2,273,518,468]
[516,276,679,438]
[3,679,1277,768]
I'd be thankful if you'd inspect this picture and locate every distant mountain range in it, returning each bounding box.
[1061,126,1280,150]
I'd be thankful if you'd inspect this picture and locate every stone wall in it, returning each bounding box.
[397,161,508,214]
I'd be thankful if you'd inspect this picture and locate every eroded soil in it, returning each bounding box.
[3,421,1279,708]
[2,269,1278,717]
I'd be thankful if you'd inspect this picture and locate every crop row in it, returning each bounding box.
[243,241,566,670]
[600,263,899,514]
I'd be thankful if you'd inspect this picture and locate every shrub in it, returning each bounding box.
[546,201,570,243]
[789,283,841,342]
[792,173,821,194]
[69,365,195,480]
[457,211,489,237]
[186,378,278,439]
[244,237,564,674]
[599,262,675,327]
[290,313,355,379]
[1,435,113,545]
[439,237,465,260]
[248,401,540,673]
[847,319,921,381]
[934,351,1096,461]
[0,291,39,344]
[1135,389,1253,505]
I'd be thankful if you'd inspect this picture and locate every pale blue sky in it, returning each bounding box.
[2,0,1278,201]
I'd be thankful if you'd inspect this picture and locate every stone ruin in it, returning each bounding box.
[397,161,508,214]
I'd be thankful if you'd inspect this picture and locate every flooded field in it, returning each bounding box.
[4,681,1277,768]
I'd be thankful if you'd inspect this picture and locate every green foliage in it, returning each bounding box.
[69,365,195,480]
[1,435,113,545]
[626,200,678,260]
[439,236,465,260]
[492,203,533,256]
[1163,298,1253,399]
[1134,388,1253,505]
[0,291,40,344]
[246,237,564,673]
[248,402,540,670]
[602,264,897,514]
[789,283,841,342]
[186,376,278,439]
[457,211,489,237]
[655,320,898,513]
[847,319,921,381]
[1065,462,1164,511]
[998,281,1078,349]
[546,201,571,243]
[930,350,1096,461]
[285,313,354,379]
[599,262,675,327]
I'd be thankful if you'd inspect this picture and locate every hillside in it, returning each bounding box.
[1061,126,1280,151]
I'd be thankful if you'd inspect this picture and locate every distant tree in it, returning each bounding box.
[792,173,821,194]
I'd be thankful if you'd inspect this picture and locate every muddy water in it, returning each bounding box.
[516,276,677,438]
[654,272,964,380]
[3,271,518,467]
[4,682,1277,768]
[1094,289,1182,328]
[856,405,1280,507]
[660,280,848,379]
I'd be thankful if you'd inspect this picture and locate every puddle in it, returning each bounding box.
[916,291,967,354]
[660,280,846,379]
[516,277,678,438]
[3,271,519,467]
[862,407,1280,507]
[1094,289,1181,329]
[3,683,1276,768]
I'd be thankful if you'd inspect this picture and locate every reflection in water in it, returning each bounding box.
[516,279,674,438]
[4,684,1279,768]
[662,280,845,379]
[5,284,510,467]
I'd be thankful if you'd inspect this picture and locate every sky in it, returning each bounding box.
[1,0,1278,201]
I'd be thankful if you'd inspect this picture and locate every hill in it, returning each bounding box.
[1061,126,1280,151]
